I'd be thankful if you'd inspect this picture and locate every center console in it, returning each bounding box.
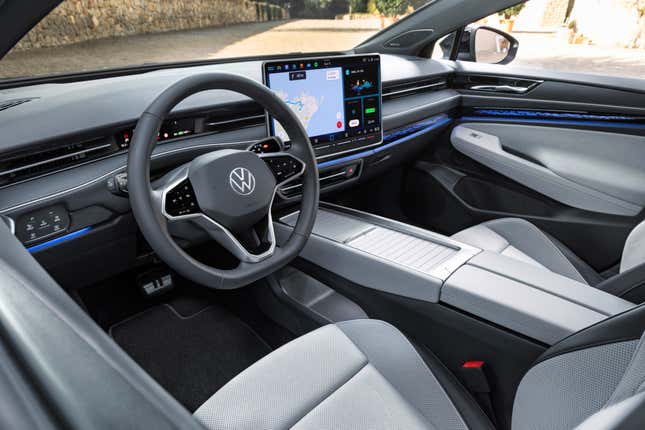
[276,204,635,345]
[278,206,478,303]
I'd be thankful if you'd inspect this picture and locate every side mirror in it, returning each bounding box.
[470,26,518,64]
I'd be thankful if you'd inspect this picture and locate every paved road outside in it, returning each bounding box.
[0,20,380,79]
[1,19,645,80]
[512,32,645,79]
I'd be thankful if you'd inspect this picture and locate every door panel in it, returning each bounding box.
[451,123,645,216]
[404,63,645,271]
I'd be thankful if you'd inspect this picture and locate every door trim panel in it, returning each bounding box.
[451,123,645,216]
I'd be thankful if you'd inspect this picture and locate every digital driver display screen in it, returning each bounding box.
[263,54,382,150]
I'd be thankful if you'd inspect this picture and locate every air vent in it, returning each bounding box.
[280,163,360,198]
[0,97,38,112]
[383,77,447,99]
[0,137,117,187]
[204,111,265,134]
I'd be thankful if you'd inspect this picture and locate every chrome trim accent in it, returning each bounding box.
[280,170,345,193]
[229,167,256,195]
[1,214,15,235]
[0,140,256,214]
[159,151,305,263]
[0,143,113,177]
[468,82,541,94]
[382,94,460,119]
[383,81,447,98]
[206,114,266,128]
[315,140,383,160]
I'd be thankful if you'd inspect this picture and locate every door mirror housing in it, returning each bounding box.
[470,26,518,64]
[439,25,518,64]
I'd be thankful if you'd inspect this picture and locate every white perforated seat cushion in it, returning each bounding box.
[513,335,645,429]
[194,320,468,430]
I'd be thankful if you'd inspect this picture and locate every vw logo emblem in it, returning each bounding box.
[229,167,256,196]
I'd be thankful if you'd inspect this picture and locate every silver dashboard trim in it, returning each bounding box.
[0,143,112,177]
[1,91,461,215]
[383,94,460,119]
[0,214,15,235]
[383,81,447,98]
[0,140,256,214]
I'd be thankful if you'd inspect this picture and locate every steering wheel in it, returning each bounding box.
[127,73,319,289]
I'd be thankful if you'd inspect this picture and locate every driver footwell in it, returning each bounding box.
[110,303,271,411]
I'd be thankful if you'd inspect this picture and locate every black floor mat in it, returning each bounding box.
[110,304,271,412]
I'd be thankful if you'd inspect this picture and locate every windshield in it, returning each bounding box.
[0,0,425,80]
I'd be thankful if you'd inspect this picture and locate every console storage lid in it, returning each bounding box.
[442,251,635,345]
[277,207,479,303]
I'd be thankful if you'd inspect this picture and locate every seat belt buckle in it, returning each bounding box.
[460,360,491,393]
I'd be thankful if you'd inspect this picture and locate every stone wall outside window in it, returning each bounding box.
[14,0,288,51]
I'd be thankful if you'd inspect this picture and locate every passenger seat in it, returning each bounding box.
[453,218,645,300]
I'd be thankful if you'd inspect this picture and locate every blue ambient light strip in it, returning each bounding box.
[27,226,93,253]
[317,114,452,169]
[472,109,640,122]
[460,116,645,130]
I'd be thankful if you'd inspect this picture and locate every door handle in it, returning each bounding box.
[469,85,530,93]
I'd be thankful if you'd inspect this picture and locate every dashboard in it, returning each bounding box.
[0,54,459,288]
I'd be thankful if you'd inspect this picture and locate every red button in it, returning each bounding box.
[336,121,342,128]
[462,360,484,369]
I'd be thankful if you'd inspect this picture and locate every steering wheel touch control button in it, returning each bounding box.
[263,156,304,182]
[165,179,199,217]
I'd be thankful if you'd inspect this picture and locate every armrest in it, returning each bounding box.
[442,251,635,344]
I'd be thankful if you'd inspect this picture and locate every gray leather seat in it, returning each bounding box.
[452,217,645,287]
[195,314,645,429]
[195,319,493,430]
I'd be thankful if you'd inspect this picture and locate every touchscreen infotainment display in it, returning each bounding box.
[263,54,382,154]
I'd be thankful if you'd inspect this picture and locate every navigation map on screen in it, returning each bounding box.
[269,67,344,141]
[263,54,382,152]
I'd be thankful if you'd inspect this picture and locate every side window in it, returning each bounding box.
[458,0,645,79]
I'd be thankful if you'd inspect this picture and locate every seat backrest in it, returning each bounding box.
[512,304,645,429]
[621,219,645,273]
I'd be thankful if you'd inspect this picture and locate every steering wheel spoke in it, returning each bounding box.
[260,152,306,187]
[191,213,277,263]
[158,164,277,263]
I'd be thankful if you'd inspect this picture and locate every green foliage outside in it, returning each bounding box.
[375,0,408,16]
[300,0,348,18]
[294,0,416,18]
[499,3,526,19]
[349,0,368,13]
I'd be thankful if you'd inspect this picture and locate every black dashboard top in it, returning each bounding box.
[0,54,453,156]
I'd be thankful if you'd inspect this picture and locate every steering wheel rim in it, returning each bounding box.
[127,72,319,289]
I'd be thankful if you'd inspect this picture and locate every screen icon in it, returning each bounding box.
[326,70,340,80]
